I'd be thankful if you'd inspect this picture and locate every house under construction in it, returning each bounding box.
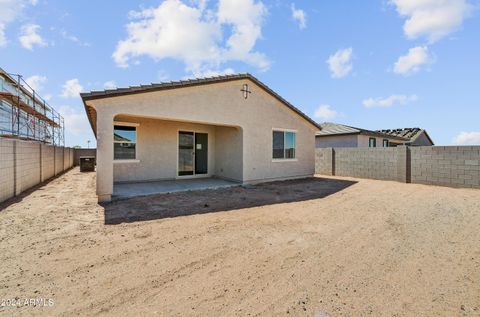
[0,67,64,146]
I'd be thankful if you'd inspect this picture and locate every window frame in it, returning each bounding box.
[383,139,389,147]
[368,137,377,148]
[272,128,297,162]
[113,121,140,163]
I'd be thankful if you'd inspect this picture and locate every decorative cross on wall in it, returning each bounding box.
[241,84,252,99]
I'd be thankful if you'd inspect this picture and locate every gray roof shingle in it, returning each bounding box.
[316,122,409,141]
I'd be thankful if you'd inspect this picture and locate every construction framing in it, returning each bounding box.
[0,67,64,146]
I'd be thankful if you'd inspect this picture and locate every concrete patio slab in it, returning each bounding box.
[113,177,239,199]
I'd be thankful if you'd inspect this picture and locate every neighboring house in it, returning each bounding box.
[377,128,434,146]
[316,122,409,148]
[81,74,321,202]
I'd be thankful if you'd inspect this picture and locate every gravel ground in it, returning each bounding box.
[0,167,479,316]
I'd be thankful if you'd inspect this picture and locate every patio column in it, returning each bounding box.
[96,111,114,202]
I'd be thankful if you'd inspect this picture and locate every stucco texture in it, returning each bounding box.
[316,134,406,148]
[87,79,318,201]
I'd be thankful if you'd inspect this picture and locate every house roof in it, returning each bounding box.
[316,122,409,141]
[81,73,321,135]
[377,128,434,145]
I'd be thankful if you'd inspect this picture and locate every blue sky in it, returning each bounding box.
[1,0,479,147]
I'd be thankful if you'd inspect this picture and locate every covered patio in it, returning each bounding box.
[113,177,239,199]
[108,114,244,200]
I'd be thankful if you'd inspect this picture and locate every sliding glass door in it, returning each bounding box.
[178,131,208,176]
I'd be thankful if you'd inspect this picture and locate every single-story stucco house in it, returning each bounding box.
[377,128,434,146]
[81,74,321,202]
[316,122,409,148]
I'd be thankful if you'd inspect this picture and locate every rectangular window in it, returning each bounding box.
[369,138,376,148]
[383,139,389,147]
[114,125,136,160]
[272,130,296,159]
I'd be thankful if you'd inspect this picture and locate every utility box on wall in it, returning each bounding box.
[79,156,95,172]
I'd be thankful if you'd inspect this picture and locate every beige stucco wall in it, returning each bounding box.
[316,134,405,148]
[113,116,218,183]
[214,126,243,181]
[88,78,317,201]
[316,134,358,148]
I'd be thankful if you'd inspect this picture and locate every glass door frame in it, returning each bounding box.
[177,130,209,178]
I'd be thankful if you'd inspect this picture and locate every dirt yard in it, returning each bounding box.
[0,168,479,316]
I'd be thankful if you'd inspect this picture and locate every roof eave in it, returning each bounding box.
[82,100,97,138]
[80,73,322,132]
[315,132,360,137]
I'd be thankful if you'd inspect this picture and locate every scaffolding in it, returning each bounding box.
[0,67,64,146]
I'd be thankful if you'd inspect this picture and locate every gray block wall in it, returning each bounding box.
[42,145,55,181]
[315,146,480,189]
[15,141,41,195]
[410,146,480,188]
[63,148,70,171]
[0,139,15,203]
[315,148,333,175]
[334,147,401,181]
[0,138,75,204]
[68,148,74,168]
[54,146,64,176]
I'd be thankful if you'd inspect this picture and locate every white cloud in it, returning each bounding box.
[314,104,337,119]
[25,75,47,91]
[393,46,432,75]
[43,93,52,101]
[60,30,90,47]
[390,0,473,43]
[19,23,47,50]
[113,0,269,76]
[363,94,418,108]
[60,79,83,98]
[59,105,91,136]
[0,0,31,46]
[453,131,480,145]
[291,3,307,29]
[103,80,117,90]
[326,48,353,78]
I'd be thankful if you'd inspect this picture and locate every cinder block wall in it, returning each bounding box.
[333,147,401,181]
[411,146,480,188]
[63,148,69,171]
[69,148,74,167]
[315,146,480,189]
[0,138,75,204]
[315,148,333,175]
[42,145,55,181]
[54,146,64,176]
[0,140,15,203]
[15,142,41,195]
